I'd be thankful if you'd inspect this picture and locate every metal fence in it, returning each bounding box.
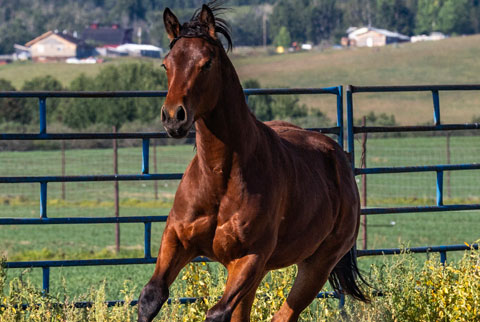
[347,85,480,261]
[1,85,479,307]
[0,87,345,303]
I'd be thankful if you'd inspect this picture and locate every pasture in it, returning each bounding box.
[1,34,480,321]
[1,134,479,300]
[2,34,480,124]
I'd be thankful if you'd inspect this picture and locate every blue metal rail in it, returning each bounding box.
[0,87,344,303]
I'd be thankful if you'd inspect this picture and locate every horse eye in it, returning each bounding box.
[202,59,212,71]
[161,64,167,70]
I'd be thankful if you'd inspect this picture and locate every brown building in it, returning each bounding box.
[347,27,410,47]
[25,31,92,62]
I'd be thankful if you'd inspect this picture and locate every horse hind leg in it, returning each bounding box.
[271,259,336,322]
[271,240,366,322]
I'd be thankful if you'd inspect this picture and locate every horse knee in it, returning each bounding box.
[137,281,168,322]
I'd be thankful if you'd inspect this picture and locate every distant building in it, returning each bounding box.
[411,32,446,43]
[13,44,32,61]
[0,55,13,65]
[82,24,133,48]
[114,44,163,58]
[346,27,410,47]
[25,31,93,62]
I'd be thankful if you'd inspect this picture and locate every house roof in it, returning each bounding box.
[82,26,133,46]
[25,31,85,47]
[348,27,410,40]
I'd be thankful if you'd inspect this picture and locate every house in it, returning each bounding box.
[82,24,133,55]
[25,31,93,62]
[13,44,32,61]
[114,43,163,58]
[346,27,410,47]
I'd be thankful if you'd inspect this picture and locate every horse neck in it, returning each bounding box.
[195,52,260,172]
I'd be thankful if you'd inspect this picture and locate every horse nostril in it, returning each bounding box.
[176,106,186,122]
[161,107,167,122]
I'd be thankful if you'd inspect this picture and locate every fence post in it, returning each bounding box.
[346,86,355,170]
[142,139,150,174]
[361,116,367,250]
[61,140,66,200]
[42,267,50,294]
[113,125,120,253]
[39,97,47,135]
[153,139,158,200]
[40,182,47,218]
[446,132,451,199]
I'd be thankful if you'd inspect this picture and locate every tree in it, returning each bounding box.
[375,0,415,35]
[60,74,97,129]
[62,62,167,130]
[438,0,473,35]
[342,0,377,27]
[307,0,343,44]
[21,75,64,125]
[274,26,292,48]
[243,79,274,121]
[0,79,28,124]
[415,0,443,34]
[270,0,308,43]
[232,7,265,46]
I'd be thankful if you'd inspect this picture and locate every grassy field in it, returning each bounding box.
[1,35,480,124]
[0,135,479,299]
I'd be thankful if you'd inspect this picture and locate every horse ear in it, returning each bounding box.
[163,8,181,41]
[199,4,217,39]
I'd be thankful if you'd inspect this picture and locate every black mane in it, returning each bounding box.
[169,1,233,51]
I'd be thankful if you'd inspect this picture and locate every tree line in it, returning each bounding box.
[0,62,330,135]
[2,0,480,54]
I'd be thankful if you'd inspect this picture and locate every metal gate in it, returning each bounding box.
[347,85,480,261]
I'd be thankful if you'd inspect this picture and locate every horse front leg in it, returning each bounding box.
[137,225,196,322]
[205,253,267,322]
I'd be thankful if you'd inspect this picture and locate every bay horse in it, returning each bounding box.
[138,3,368,322]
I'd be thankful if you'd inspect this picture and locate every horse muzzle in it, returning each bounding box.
[161,105,192,138]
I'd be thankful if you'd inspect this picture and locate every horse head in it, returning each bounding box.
[160,4,232,138]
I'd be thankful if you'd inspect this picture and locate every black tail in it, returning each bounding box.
[328,247,370,302]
